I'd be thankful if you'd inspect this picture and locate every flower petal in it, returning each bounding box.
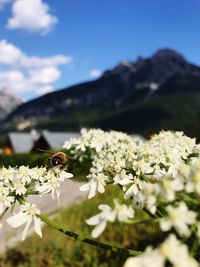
[97,182,105,194]
[7,212,29,228]
[86,214,101,225]
[34,217,42,238]
[79,183,90,192]
[91,220,107,238]
[88,181,97,199]
[21,218,32,241]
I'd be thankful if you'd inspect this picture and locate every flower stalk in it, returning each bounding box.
[0,207,9,221]
[37,213,142,256]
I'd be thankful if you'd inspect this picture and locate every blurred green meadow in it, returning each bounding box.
[0,186,163,267]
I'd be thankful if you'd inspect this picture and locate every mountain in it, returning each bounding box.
[0,90,22,120]
[3,48,200,136]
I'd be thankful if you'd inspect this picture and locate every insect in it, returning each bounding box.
[37,149,75,170]
[48,151,68,169]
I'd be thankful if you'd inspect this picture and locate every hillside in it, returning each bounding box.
[3,48,200,136]
[91,93,200,138]
[14,93,198,139]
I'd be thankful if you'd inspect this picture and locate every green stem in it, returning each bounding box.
[180,194,200,206]
[26,191,40,195]
[126,217,161,224]
[143,208,157,218]
[37,213,142,256]
[191,235,199,257]
[190,225,199,257]
[0,207,9,221]
[156,206,167,217]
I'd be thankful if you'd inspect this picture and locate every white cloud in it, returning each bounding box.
[0,39,73,99]
[0,39,23,64]
[0,40,72,68]
[89,69,102,78]
[0,0,10,9]
[7,0,58,34]
[29,67,61,85]
[0,70,27,93]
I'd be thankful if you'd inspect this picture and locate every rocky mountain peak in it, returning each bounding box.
[103,60,135,78]
[103,48,196,85]
[152,48,186,62]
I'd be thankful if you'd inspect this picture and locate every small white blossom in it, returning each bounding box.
[124,249,165,267]
[79,173,109,199]
[7,202,42,241]
[124,178,144,199]
[36,169,73,200]
[124,234,199,267]
[0,192,14,213]
[12,180,27,195]
[87,201,134,238]
[113,171,133,190]
[113,199,134,222]
[160,234,199,267]
[86,204,116,238]
[57,170,73,181]
[160,177,184,201]
[160,202,197,236]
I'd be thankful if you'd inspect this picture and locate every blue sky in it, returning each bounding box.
[0,0,200,100]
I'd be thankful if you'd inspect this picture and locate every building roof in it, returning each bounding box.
[8,132,38,153]
[41,131,80,150]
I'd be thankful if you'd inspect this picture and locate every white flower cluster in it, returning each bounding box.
[0,165,73,240]
[133,131,198,179]
[86,199,134,238]
[124,234,199,267]
[65,129,200,265]
[64,128,143,198]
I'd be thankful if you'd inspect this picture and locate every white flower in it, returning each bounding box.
[37,180,61,199]
[86,204,116,238]
[16,166,33,184]
[113,199,134,222]
[113,171,133,189]
[0,167,15,183]
[132,192,146,209]
[37,172,60,199]
[7,202,42,241]
[124,248,165,267]
[160,202,197,236]
[37,169,73,200]
[50,168,73,182]
[79,173,109,199]
[12,180,27,195]
[87,201,134,238]
[31,167,47,182]
[160,178,184,201]
[124,234,199,267]
[0,192,14,213]
[57,170,73,181]
[124,179,143,199]
[160,234,199,267]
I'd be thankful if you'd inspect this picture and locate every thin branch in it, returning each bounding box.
[37,213,142,256]
[0,207,9,221]
[126,217,161,224]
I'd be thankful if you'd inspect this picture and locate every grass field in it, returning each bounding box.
[0,186,163,267]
